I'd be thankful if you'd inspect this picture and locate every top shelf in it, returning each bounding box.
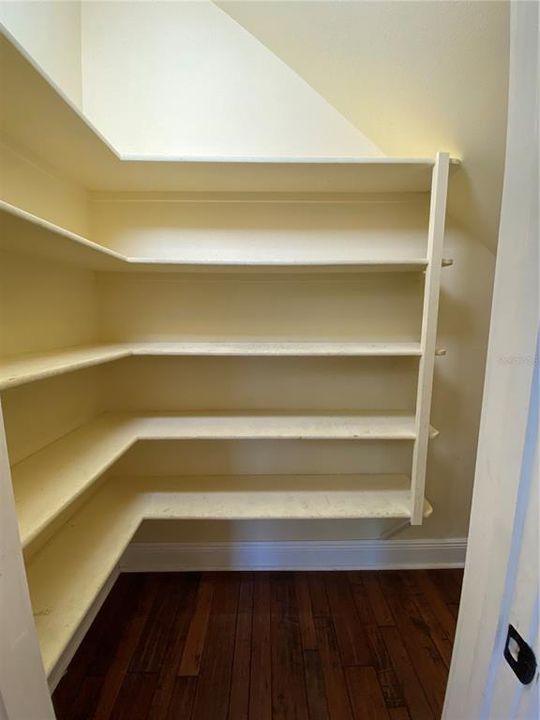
[0,35,460,193]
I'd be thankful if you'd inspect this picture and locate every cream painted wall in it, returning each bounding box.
[218,0,509,254]
[0,0,82,107]
[80,0,381,157]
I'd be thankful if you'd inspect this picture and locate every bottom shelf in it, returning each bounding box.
[142,474,429,519]
[27,474,432,675]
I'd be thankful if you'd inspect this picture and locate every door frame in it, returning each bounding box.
[442,1,539,716]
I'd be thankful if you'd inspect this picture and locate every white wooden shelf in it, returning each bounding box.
[136,411,438,440]
[139,474,433,520]
[26,480,144,676]
[13,415,137,549]
[126,259,430,273]
[1,35,459,194]
[0,340,423,390]
[0,201,126,271]
[13,411,439,549]
[27,473,432,674]
[131,340,424,357]
[0,201,434,274]
[0,344,130,389]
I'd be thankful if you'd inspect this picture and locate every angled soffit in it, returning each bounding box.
[217,0,511,254]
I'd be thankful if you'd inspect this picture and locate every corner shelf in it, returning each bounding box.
[0,201,433,274]
[0,340,423,390]
[1,34,460,193]
[0,201,126,271]
[13,412,439,550]
[0,344,131,389]
[26,480,144,676]
[27,473,433,674]
[13,415,137,549]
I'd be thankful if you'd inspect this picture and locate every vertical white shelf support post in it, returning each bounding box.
[410,152,450,524]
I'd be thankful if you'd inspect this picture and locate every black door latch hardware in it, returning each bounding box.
[504,624,537,685]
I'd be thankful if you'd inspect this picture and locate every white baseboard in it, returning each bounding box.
[120,538,467,572]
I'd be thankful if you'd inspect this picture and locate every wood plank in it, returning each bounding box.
[413,570,457,640]
[109,673,159,720]
[228,574,254,720]
[346,666,390,720]
[53,575,135,717]
[148,574,199,720]
[140,473,427,520]
[0,200,436,274]
[135,341,425,357]
[93,576,159,720]
[271,573,309,720]
[381,626,434,720]
[399,571,454,667]
[62,675,103,720]
[447,603,460,623]
[351,582,376,626]
[295,573,318,650]
[86,574,147,678]
[249,572,272,720]
[190,574,240,719]
[315,617,354,720]
[139,412,431,441]
[165,677,197,720]
[364,624,405,709]
[308,573,331,618]
[0,197,437,273]
[429,569,463,604]
[363,572,395,626]
[14,414,137,549]
[410,152,450,524]
[325,573,372,666]
[379,574,448,717]
[27,482,145,676]
[0,343,130,390]
[0,340,425,390]
[178,577,214,676]
[303,650,330,720]
[129,574,183,673]
[388,708,411,720]
[448,569,464,597]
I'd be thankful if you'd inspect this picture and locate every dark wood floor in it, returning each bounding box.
[53,569,463,720]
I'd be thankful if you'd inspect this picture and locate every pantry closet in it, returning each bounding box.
[0,35,454,687]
